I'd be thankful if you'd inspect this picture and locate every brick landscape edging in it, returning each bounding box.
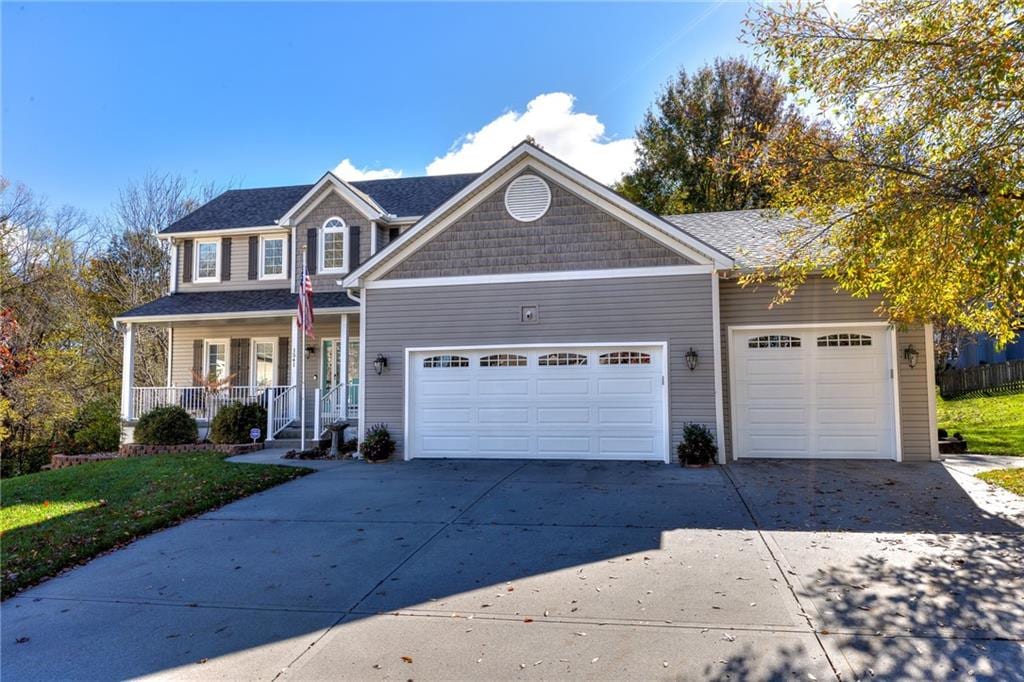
[51,443,264,469]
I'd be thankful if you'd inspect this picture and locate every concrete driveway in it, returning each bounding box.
[2,455,1023,681]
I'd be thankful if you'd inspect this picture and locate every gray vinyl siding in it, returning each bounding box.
[363,274,716,460]
[383,171,693,280]
[293,188,372,291]
[719,277,934,462]
[176,232,291,292]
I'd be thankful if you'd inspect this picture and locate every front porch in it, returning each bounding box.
[118,312,360,442]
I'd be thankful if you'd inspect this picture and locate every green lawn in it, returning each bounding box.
[937,392,1024,456]
[0,452,310,599]
[977,468,1024,496]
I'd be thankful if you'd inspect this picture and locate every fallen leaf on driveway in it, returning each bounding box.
[401,656,413,664]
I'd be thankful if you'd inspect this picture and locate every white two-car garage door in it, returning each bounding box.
[730,326,898,460]
[407,345,667,461]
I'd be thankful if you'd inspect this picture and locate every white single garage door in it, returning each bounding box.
[730,326,897,460]
[407,345,667,461]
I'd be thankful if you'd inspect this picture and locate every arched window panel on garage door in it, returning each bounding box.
[538,352,588,366]
[479,353,528,367]
[747,334,802,349]
[422,355,469,368]
[817,333,873,347]
[598,351,652,365]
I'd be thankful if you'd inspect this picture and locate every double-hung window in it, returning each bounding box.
[252,339,276,386]
[204,339,228,382]
[320,217,348,273]
[260,235,287,279]
[195,239,220,282]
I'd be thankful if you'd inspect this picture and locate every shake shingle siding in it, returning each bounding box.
[293,189,372,291]
[363,274,716,460]
[718,276,933,462]
[383,173,693,279]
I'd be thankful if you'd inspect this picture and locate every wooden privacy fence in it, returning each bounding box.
[938,360,1024,399]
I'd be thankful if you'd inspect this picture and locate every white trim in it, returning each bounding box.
[113,307,357,325]
[728,321,891,331]
[340,313,350,420]
[168,241,178,294]
[366,265,713,289]
[924,322,940,461]
[343,143,732,286]
[726,322,901,462]
[358,293,366,442]
[160,225,288,240]
[319,216,349,274]
[251,337,277,386]
[370,220,378,255]
[203,338,229,382]
[403,341,670,463]
[277,172,386,226]
[710,273,726,464]
[193,238,221,283]
[258,234,289,280]
[889,327,904,462]
[290,316,299,417]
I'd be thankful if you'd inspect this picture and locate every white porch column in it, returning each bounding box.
[166,327,173,386]
[340,313,350,419]
[120,323,136,421]
[290,315,299,418]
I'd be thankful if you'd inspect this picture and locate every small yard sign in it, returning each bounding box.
[250,428,261,443]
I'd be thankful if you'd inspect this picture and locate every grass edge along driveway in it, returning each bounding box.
[977,468,1024,497]
[0,451,310,599]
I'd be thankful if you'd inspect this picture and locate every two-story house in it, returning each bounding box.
[115,142,938,463]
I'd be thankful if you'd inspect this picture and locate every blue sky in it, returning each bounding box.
[2,1,751,216]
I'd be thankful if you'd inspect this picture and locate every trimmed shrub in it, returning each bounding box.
[69,397,121,454]
[134,405,198,446]
[209,401,267,444]
[360,423,395,462]
[676,423,717,466]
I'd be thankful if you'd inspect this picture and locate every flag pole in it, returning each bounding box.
[299,246,307,452]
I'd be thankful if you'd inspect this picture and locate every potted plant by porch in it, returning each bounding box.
[677,423,717,467]
[360,423,395,463]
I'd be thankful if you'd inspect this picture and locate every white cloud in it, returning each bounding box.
[425,92,636,185]
[332,158,403,181]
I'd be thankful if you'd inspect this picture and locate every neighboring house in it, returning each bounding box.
[951,331,1024,369]
[115,142,938,463]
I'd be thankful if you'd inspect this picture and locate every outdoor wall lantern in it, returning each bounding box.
[903,344,919,369]
[305,345,316,360]
[685,347,699,372]
[373,353,389,375]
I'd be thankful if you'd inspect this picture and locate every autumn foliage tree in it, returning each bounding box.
[744,0,1023,342]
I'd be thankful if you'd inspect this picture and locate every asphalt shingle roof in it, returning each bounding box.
[351,174,478,217]
[663,210,806,268]
[161,174,480,234]
[118,289,356,319]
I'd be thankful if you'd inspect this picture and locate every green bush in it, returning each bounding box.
[0,444,54,478]
[677,423,717,466]
[209,401,267,444]
[69,397,121,454]
[134,405,198,445]
[359,423,395,462]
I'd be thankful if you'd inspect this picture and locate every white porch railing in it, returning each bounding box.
[314,383,358,437]
[269,386,296,439]
[129,385,296,439]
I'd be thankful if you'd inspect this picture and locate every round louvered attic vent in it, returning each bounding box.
[504,174,551,222]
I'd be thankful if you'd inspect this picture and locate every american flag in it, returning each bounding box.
[297,262,315,338]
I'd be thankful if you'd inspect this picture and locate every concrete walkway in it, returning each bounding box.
[2,455,1022,680]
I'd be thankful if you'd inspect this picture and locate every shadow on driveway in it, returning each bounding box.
[1,458,1021,680]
